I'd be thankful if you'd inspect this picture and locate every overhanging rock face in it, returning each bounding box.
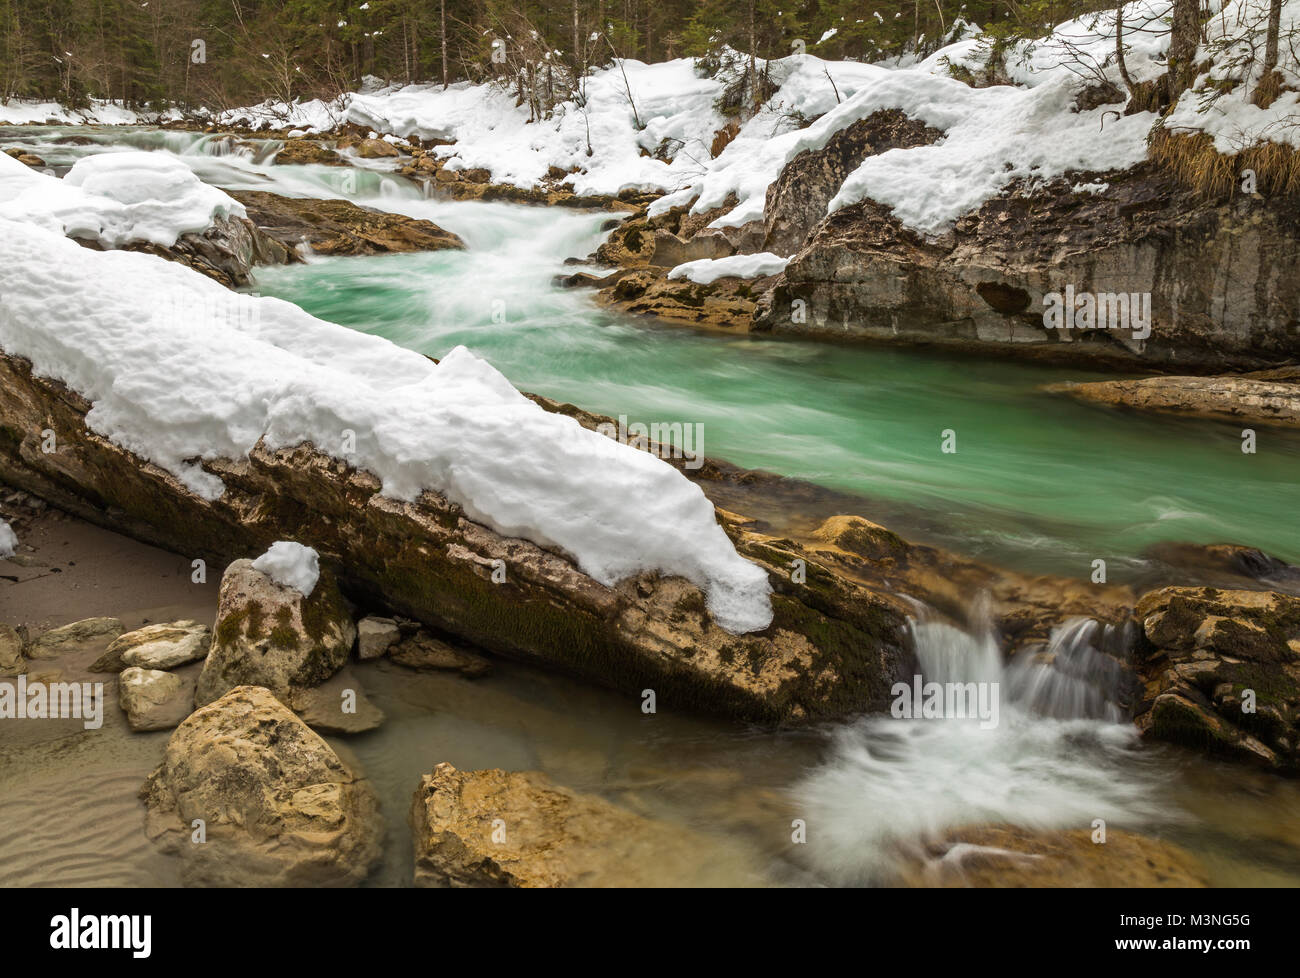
[0,352,913,724]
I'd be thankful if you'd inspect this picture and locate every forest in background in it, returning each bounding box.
[0,0,1119,111]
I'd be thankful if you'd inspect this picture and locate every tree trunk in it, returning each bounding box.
[1166,0,1200,101]
[1115,2,1135,96]
[440,0,448,89]
[1254,0,1283,104]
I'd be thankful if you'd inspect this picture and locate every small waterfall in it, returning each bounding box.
[793,609,1169,884]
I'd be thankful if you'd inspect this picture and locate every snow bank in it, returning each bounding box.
[252,541,321,597]
[0,521,16,559]
[344,60,730,197]
[668,252,790,284]
[0,151,243,248]
[0,98,179,126]
[0,217,773,633]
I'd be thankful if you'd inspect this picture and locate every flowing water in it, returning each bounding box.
[4,124,1300,886]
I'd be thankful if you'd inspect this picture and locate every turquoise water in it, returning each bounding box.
[249,204,1300,580]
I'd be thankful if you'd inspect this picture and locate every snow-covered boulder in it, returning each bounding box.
[195,556,356,708]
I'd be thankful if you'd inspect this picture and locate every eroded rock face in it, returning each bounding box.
[228,189,465,256]
[195,559,356,708]
[0,351,912,724]
[1134,586,1300,769]
[140,685,382,886]
[762,109,944,257]
[756,165,1300,371]
[409,763,731,887]
[1048,375,1300,427]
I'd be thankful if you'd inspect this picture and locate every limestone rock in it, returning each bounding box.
[762,109,943,256]
[273,139,346,166]
[141,685,382,886]
[228,189,464,256]
[93,620,210,672]
[356,137,400,158]
[1134,586,1300,769]
[390,633,492,678]
[1048,375,1300,427]
[356,616,400,661]
[0,623,24,676]
[898,826,1208,887]
[119,667,196,731]
[195,558,356,707]
[28,617,123,659]
[409,763,725,887]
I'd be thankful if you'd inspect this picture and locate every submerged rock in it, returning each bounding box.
[1134,586,1300,770]
[92,620,210,672]
[409,763,731,887]
[118,666,195,731]
[288,668,384,734]
[390,632,492,677]
[195,558,356,708]
[141,685,382,886]
[228,189,464,256]
[898,825,1208,887]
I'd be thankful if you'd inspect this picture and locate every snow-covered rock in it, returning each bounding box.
[0,150,244,248]
[668,252,790,284]
[0,215,773,633]
[0,521,16,558]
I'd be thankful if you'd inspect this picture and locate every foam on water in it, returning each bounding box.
[794,613,1175,884]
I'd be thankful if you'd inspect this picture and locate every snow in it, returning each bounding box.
[0,150,243,248]
[668,252,791,284]
[1166,0,1300,152]
[0,98,179,126]
[0,521,16,558]
[0,217,773,634]
[251,541,321,597]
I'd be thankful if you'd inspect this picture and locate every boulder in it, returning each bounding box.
[355,138,400,159]
[409,763,727,887]
[92,620,210,672]
[596,266,772,330]
[1134,586,1300,769]
[762,109,943,257]
[228,189,464,256]
[112,213,294,288]
[118,667,196,731]
[390,632,492,677]
[273,140,346,166]
[27,617,123,659]
[195,558,356,707]
[356,615,401,660]
[140,685,382,886]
